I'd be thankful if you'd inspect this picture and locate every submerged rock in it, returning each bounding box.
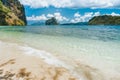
[0,0,27,26]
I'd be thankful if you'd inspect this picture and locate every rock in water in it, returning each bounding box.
[0,0,27,26]
[45,17,59,25]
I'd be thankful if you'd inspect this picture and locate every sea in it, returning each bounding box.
[0,25,120,80]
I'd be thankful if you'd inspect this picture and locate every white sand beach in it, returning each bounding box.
[0,26,120,80]
[0,41,78,80]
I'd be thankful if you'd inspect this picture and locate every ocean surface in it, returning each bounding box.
[0,25,120,79]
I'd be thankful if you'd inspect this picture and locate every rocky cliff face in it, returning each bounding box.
[0,0,27,26]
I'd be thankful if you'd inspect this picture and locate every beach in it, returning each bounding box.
[0,41,78,80]
[0,25,120,80]
[0,40,108,80]
[1,0,120,79]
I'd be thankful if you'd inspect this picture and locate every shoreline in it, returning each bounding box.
[0,40,78,80]
[0,40,120,80]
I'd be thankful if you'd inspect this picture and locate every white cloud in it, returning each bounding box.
[93,12,101,16]
[71,12,120,23]
[47,14,54,18]
[54,12,69,21]
[105,12,120,16]
[71,12,101,23]
[111,12,120,16]
[19,0,73,8]
[27,11,120,23]
[74,12,81,17]
[19,0,120,8]
[27,12,69,22]
[27,14,47,21]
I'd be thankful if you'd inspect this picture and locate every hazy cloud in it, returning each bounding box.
[27,14,47,21]
[27,12,69,22]
[19,0,120,8]
[71,12,100,23]
[27,11,120,23]
[110,12,120,16]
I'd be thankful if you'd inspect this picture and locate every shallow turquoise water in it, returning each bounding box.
[0,25,120,78]
[0,25,120,60]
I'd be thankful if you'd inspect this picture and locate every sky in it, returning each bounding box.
[19,0,120,24]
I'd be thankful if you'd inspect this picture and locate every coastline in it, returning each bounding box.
[0,40,78,80]
[0,38,120,80]
[1,0,120,79]
[0,40,107,80]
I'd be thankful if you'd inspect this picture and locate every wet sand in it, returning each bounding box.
[0,40,120,80]
[0,41,77,80]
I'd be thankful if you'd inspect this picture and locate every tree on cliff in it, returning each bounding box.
[45,17,59,25]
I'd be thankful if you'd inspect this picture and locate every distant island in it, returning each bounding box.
[1,0,120,26]
[34,15,120,26]
[61,22,88,25]
[0,0,27,26]
[30,17,87,26]
[44,15,119,25]
[88,15,120,25]
[45,17,59,25]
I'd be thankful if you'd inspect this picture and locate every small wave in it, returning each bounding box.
[20,46,69,67]
[19,45,82,80]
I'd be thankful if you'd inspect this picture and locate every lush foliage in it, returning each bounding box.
[45,17,59,25]
[89,15,120,25]
[0,0,26,26]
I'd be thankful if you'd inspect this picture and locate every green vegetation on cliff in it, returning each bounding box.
[88,15,120,25]
[0,0,27,26]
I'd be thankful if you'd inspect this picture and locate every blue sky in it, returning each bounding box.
[19,0,120,24]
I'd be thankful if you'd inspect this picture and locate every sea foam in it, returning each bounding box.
[20,45,82,80]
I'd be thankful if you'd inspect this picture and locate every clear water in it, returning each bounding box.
[0,25,120,79]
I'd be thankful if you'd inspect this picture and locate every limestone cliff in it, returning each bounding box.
[0,0,27,26]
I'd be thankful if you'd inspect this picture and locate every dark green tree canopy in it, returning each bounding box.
[88,15,120,25]
[45,17,59,25]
